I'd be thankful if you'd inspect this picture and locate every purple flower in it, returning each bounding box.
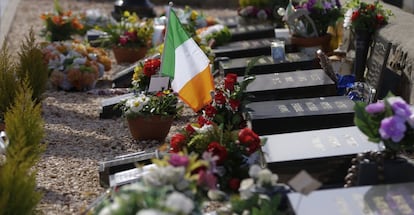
[365,101,385,114]
[323,1,332,10]
[168,153,189,167]
[388,97,412,119]
[379,116,407,142]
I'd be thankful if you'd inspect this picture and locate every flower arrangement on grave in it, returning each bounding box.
[169,122,265,192]
[91,152,215,215]
[354,94,414,154]
[42,40,111,91]
[345,0,393,34]
[40,0,85,41]
[118,56,182,141]
[282,0,342,38]
[237,0,288,24]
[97,11,154,63]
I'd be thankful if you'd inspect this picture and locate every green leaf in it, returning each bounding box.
[353,101,381,142]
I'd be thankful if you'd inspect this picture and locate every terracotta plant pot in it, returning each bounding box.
[112,46,148,64]
[127,115,174,142]
[291,34,332,54]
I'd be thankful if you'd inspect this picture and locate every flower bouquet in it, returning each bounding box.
[98,11,154,63]
[354,95,414,154]
[92,153,214,215]
[345,0,393,34]
[42,41,111,91]
[40,0,85,41]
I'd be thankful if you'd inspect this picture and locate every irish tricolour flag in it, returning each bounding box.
[161,9,215,112]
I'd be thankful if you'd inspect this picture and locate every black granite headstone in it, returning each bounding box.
[247,96,355,135]
[288,182,414,215]
[99,93,134,119]
[229,24,275,42]
[219,54,318,76]
[212,38,274,59]
[262,126,378,188]
[242,69,337,102]
[98,150,160,187]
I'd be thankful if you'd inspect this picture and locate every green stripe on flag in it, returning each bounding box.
[161,9,191,78]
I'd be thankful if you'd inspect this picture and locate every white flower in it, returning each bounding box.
[194,124,213,134]
[248,164,262,178]
[239,178,254,199]
[164,192,194,214]
[257,169,278,187]
[125,94,150,113]
[343,9,353,28]
[98,200,121,215]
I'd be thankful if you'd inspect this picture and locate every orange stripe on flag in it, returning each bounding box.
[178,66,214,112]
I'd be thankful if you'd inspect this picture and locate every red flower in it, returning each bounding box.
[198,169,217,189]
[214,91,226,105]
[207,141,228,164]
[143,59,161,77]
[228,178,241,191]
[229,99,241,111]
[119,36,128,45]
[185,124,196,135]
[155,91,163,97]
[198,115,208,126]
[376,14,384,24]
[224,73,238,91]
[351,11,360,22]
[367,4,375,11]
[238,128,261,154]
[170,133,186,153]
[124,31,138,42]
[204,104,217,117]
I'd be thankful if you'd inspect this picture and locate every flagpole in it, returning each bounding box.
[160,2,173,76]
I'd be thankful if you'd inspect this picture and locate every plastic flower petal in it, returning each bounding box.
[379,116,406,142]
[365,101,385,114]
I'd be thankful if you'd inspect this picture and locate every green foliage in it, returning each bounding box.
[0,80,46,215]
[205,27,232,47]
[230,194,283,215]
[0,43,19,123]
[17,28,49,103]
[353,101,382,143]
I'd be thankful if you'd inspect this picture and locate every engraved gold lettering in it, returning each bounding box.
[277,105,290,113]
[247,26,255,31]
[373,196,393,215]
[285,76,294,82]
[306,102,318,111]
[320,102,333,110]
[391,195,413,215]
[291,103,304,112]
[298,76,308,82]
[335,101,348,109]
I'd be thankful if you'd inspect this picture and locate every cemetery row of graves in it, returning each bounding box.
[1,0,414,214]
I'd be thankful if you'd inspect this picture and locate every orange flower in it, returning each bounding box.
[52,15,63,26]
[71,18,84,30]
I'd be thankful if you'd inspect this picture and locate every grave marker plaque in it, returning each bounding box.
[242,69,336,101]
[262,126,378,187]
[213,38,273,59]
[98,150,159,187]
[99,93,134,119]
[219,54,318,76]
[247,96,355,135]
[229,24,275,42]
[217,16,239,28]
[288,182,414,215]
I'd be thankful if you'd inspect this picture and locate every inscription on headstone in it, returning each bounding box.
[219,53,318,75]
[212,38,273,59]
[229,24,275,42]
[288,182,414,215]
[247,96,355,135]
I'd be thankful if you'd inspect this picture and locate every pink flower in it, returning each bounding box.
[169,153,189,167]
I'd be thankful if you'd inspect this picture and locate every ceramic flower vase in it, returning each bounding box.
[127,115,174,142]
[112,46,148,64]
[353,30,373,82]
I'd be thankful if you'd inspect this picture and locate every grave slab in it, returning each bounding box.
[99,93,134,119]
[247,96,355,135]
[228,24,275,42]
[242,69,337,101]
[219,53,318,76]
[288,182,414,215]
[262,126,378,187]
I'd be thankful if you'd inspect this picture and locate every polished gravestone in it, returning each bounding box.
[219,54,318,76]
[242,69,337,102]
[288,182,414,215]
[262,126,378,188]
[98,150,160,187]
[99,93,133,119]
[212,38,274,59]
[228,24,276,42]
[247,96,355,135]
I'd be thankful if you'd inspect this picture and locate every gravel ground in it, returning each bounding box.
[5,1,236,214]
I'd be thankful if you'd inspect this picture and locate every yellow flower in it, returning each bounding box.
[191,11,198,21]
[163,89,171,95]
[123,11,130,18]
